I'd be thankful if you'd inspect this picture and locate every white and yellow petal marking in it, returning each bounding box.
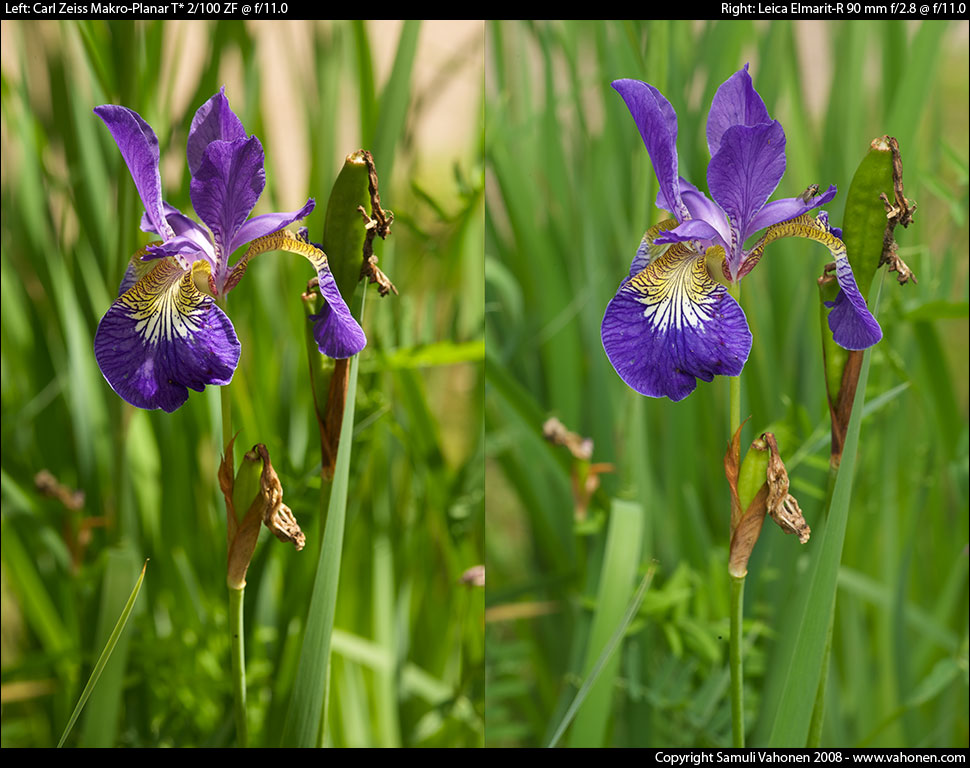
[119,259,213,345]
[602,242,752,401]
[625,243,721,333]
[94,256,240,412]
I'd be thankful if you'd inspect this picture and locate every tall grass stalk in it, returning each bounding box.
[280,292,365,748]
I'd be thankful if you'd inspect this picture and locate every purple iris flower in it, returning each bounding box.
[93,89,366,413]
[601,65,882,402]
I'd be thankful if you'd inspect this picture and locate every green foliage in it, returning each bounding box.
[1,20,484,747]
[485,20,968,748]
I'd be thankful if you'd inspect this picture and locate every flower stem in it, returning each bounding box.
[216,294,246,747]
[216,295,235,457]
[727,278,745,748]
[222,373,246,747]
[229,584,248,747]
[728,280,742,437]
[220,381,233,457]
[729,573,746,747]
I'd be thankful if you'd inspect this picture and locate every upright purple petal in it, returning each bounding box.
[601,243,751,401]
[187,87,247,176]
[94,105,173,240]
[190,136,265,265]
[708,120,787,271]
[94,258,240,412]
[612,79,688,221]
[706,64,772,157]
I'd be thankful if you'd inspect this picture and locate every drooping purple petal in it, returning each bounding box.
[94,258,240,412]
[612,79,688,221]
[825,250,883,350]
[747,184,837,233]
[708,120,787,271]
[815,210,842,240]
[190,136,265,264]
[219,229,367,357]
[94,105,173,241]
[187,87,247,176]
[229,198,315,255]
[601,243,752,401]
[306,260,367,359]
[706,64,772,157]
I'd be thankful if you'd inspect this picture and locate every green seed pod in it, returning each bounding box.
[737,435,769,514]
[322,150,371,305]
[231,448,263,527]
[841,136,894,301]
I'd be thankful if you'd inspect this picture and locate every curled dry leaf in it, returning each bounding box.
[252,443,305,550]
[222,442,305,590]
[727,431,810,578]
[460,565,485,587]
[728,485,769,579]
[542,416,612,520]
[34,469,85,511]
[357,149,398,297]
[763,433,811,544]
[878,136,917,286]
[542,417,593,461]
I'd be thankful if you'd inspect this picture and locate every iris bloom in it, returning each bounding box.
[93,89,365,412]
[601,65,881,401]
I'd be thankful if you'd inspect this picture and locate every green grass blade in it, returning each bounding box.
[371,20,421,182]
[566,499,644,747]
[0,517,71,659]
[57,559,148,748]
[279,292,365,748]
[765,281,883,747]
[79,547,142,747]
[547,558,655,748]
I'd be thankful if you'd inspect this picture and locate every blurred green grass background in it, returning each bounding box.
[1,20,484,747]
[484,20,968,748]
